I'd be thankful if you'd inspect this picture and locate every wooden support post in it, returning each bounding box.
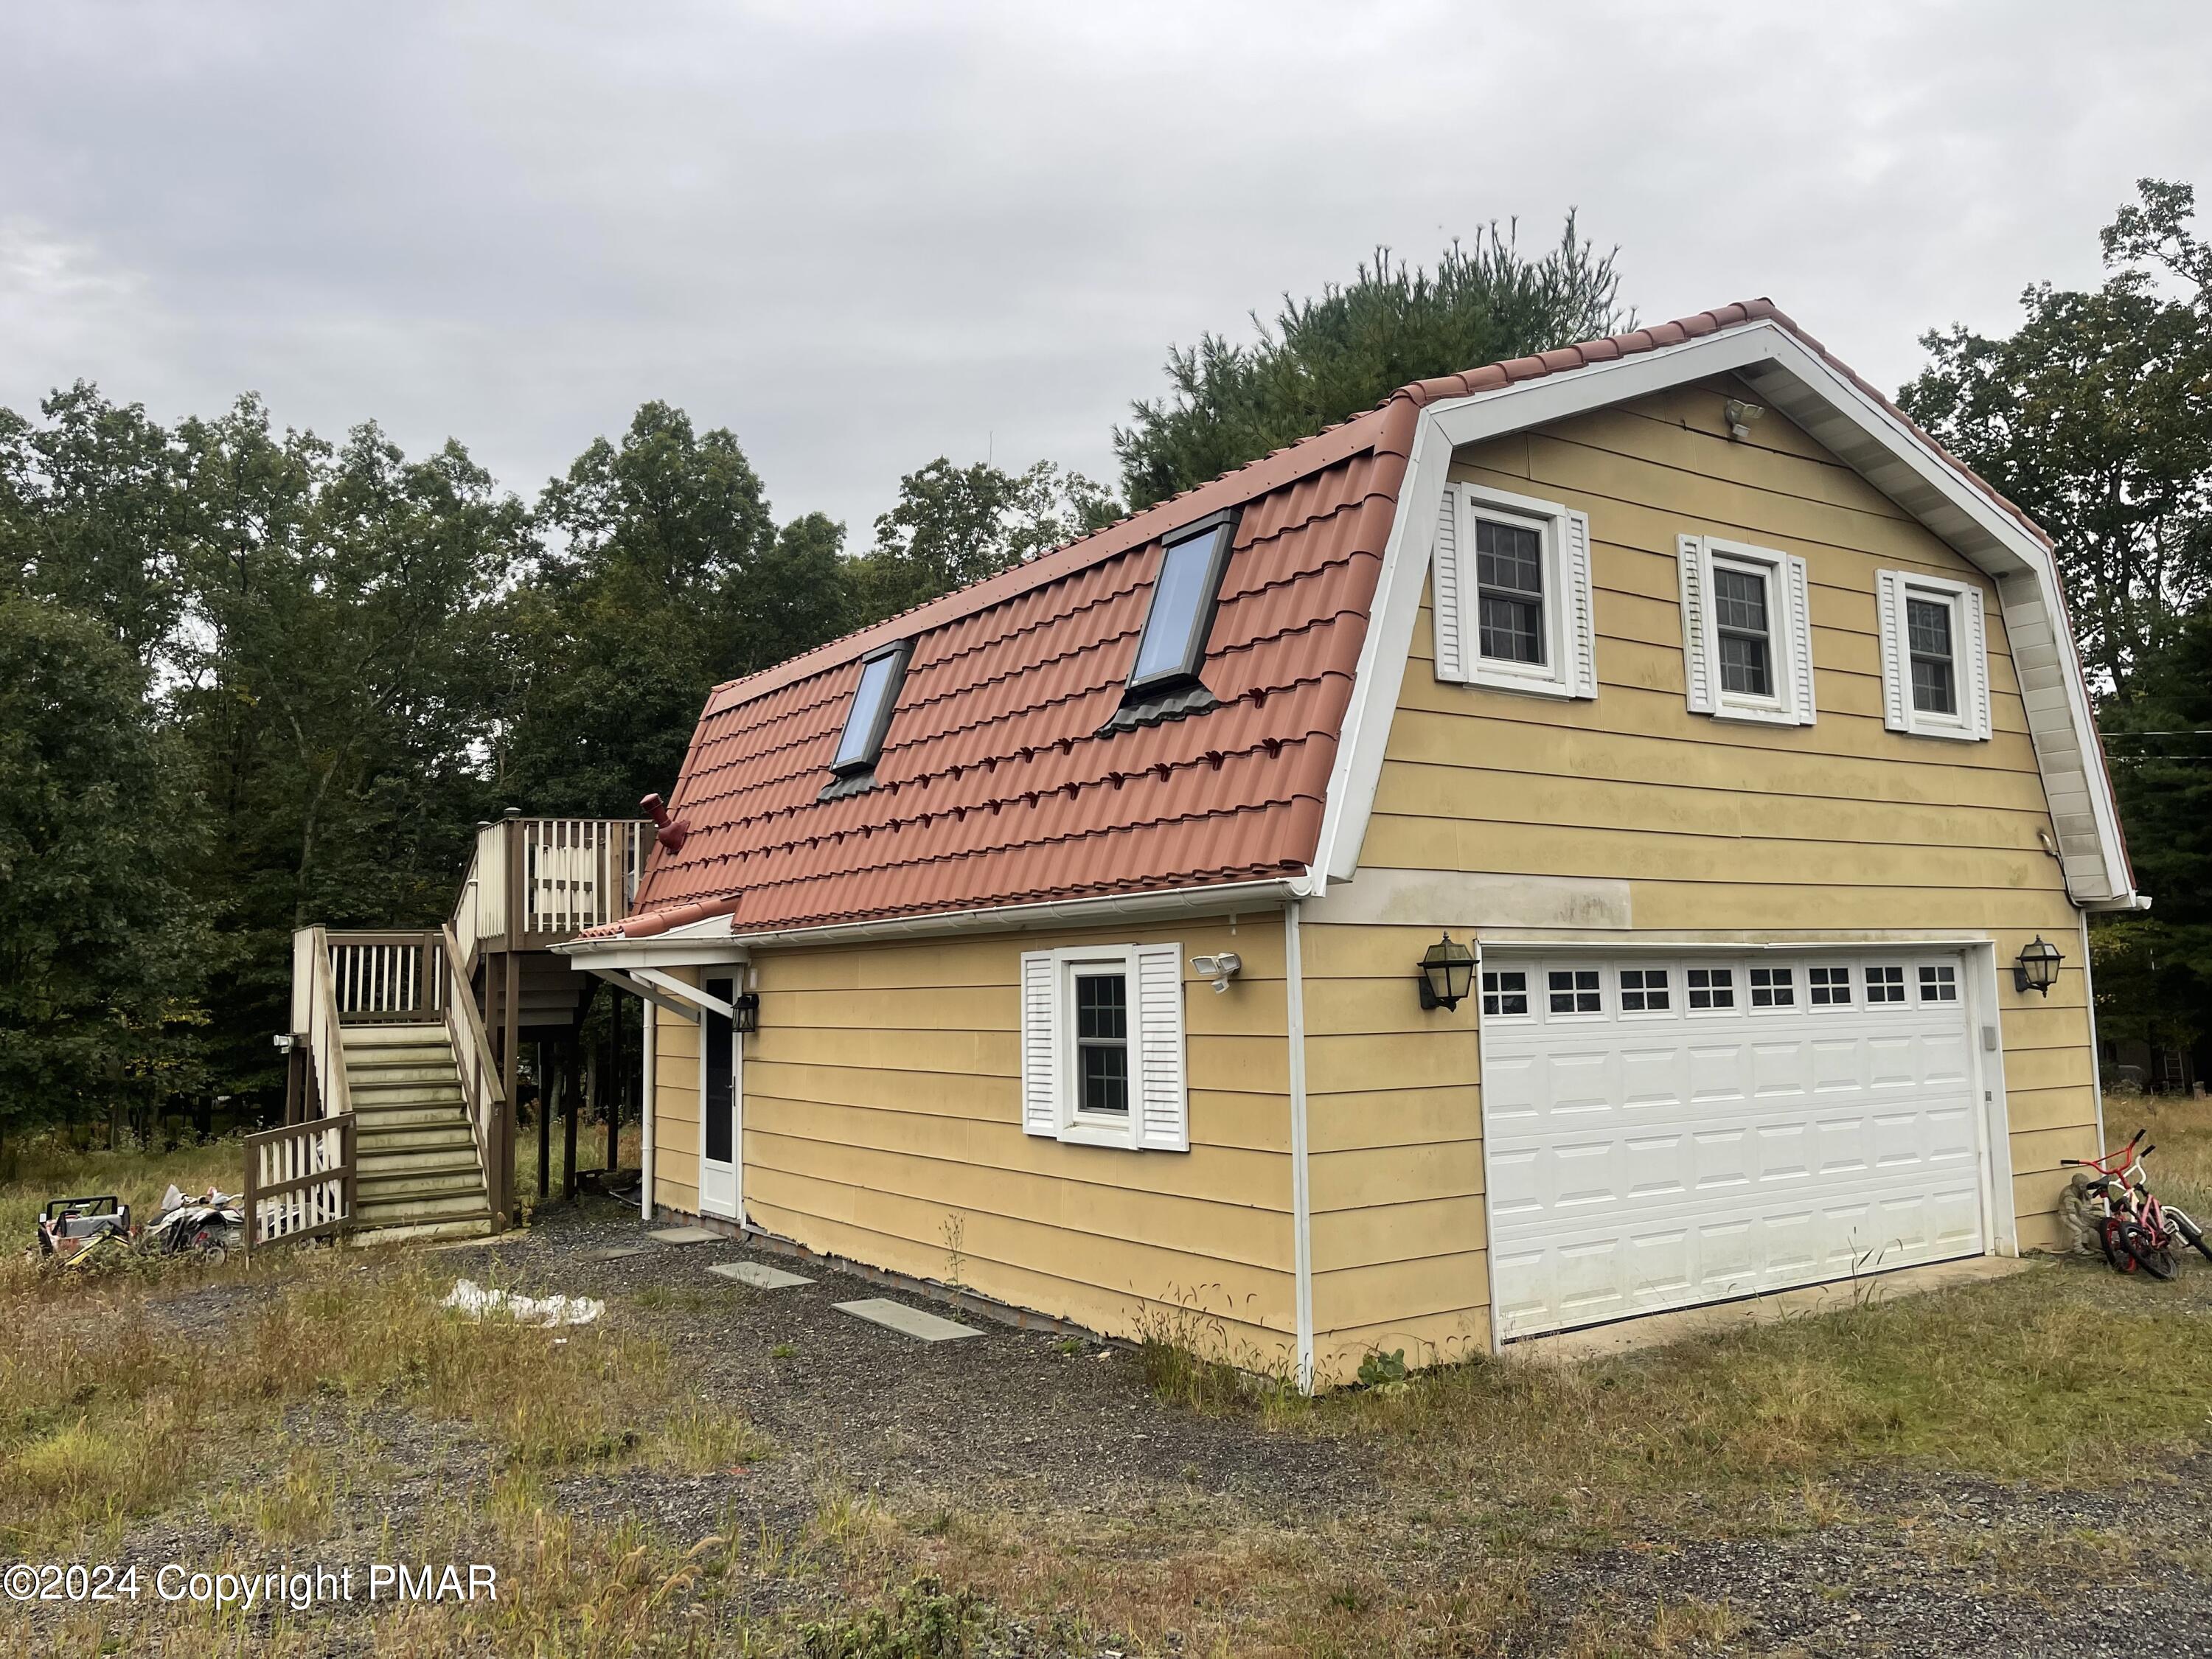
[563,1041,579,1200]
[606,996,622,1172]
[537,1040,551,1202]
[500,948,519,1225]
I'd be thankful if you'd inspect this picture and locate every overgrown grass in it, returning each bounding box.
[0,1251,768,1556]
[0,1129,244,1266]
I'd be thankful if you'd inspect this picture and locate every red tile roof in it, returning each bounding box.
[594,299,2065,940]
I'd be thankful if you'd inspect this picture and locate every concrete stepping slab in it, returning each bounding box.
[707,1260,814,1290]
[647,1226,719,1246]
[590,1245,653,1261]
[835,1298,982,1343]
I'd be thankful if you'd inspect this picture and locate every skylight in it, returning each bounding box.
[1127,509,1237,694]
[830,641,911,778]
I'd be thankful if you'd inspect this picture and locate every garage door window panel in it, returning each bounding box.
[1919,964,1958,1004]
[1618,967,1672,1015]
[1686,967,1736,1012]
[1809,966,1853,1007]
[1482,969,1531,1018]
[1547,968,1604,1017]
[1749,967,1796,1009]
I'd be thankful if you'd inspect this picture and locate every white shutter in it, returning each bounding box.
[1877,570,1910,732]
[1018,950,1060,1138]
[1431,485,1467,684]
[1963,587,1992,740]
[1565,509,1598,699]
[1133,944,1189,1152]
[1677,535,1716,714]
[1786,554,1816,726]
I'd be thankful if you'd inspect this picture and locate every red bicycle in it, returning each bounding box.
[2064,1130,2212,1279]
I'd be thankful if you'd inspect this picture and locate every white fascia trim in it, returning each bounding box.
[728,877,1314,950]
[1309,320,2137,908]
[555,936,748,973]
[558,878,1317,962]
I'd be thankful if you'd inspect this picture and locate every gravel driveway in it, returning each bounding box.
[45,1192,2211,1657]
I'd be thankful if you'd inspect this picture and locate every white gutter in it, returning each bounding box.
[1284,900,1315,1395]
[557,874,1321,960]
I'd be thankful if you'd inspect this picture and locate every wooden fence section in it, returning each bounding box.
[243,1114,356,1255]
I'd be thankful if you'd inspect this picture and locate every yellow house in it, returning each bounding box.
[563,302,2139,1389]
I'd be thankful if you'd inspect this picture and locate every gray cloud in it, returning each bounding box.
[4,1,2207,536]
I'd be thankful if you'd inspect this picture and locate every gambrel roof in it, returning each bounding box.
[583,302,2137,946]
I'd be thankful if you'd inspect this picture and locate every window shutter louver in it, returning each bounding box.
[1019,950,1060,1138]
[1133,943,1189,1152]
[1430,486,1467,683]
[1963,587,1992,739]
[1787,554,1816,726]
[1566,510,1598,699]
[1876,570,1910,732]
[1677,535,1716,713]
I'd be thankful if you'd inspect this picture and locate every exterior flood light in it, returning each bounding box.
[731,992,760,1032]
[1723,399,1765,441]
[2013,936,2063,995]
[1190,953,1242,993]
[1417,933,1476,1011]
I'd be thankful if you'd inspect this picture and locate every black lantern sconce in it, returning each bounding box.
[731,991,760,1033]
[1416,933,1476,1011]
[2012,936,2063,996]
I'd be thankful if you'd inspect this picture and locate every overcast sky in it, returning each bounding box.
[4,2,2207,539]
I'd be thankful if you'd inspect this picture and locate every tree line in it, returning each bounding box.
[1,193,2205,1141]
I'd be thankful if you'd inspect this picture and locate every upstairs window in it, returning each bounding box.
[1878,571,1990,741]
[821,640,911,799]
[1476,518,1546,664]
[1679,535,1815,726]
[1127,510,1238,693]
[1433,483,1598,699]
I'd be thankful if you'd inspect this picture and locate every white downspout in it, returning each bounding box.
[1284,900,1315,1394]
[2079,911,2107,1155]
[639,994,657,1222]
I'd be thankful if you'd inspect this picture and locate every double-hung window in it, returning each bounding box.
[1020,943,1188,1151]
[1877,571,1991,740]
[1433,483,1597,699]
[1678,535,1815,725]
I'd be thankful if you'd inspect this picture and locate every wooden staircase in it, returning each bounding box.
[265,815,650,1253]
[343,1025,495,1241]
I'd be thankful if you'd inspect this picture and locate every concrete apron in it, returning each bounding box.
[1506,1254,2039,1366]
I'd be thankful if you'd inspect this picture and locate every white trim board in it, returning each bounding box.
[1308,319,2138,911]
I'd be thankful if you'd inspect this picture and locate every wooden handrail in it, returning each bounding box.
[305,926,352,1120]
[442,922,508,1226]
[243,1113,355,1255]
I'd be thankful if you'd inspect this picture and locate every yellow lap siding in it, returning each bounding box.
[644,917,1296,1365]
[1305,378,2105,1364]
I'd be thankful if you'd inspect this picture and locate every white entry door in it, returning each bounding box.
[1480,950,1986,1341]
[698,973,741,1220]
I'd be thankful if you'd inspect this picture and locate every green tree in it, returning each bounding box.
[0,596,209,1148]
[2093,611,2212,1064]
[168,400,521,1096]
[852,457,1117,625]
[1113,218,1628,510]
[0,383,187,668]
[1899,180,2212,701]
[498,403,854,810]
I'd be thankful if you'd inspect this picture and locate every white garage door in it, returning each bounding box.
[1481,951,1986,1340]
